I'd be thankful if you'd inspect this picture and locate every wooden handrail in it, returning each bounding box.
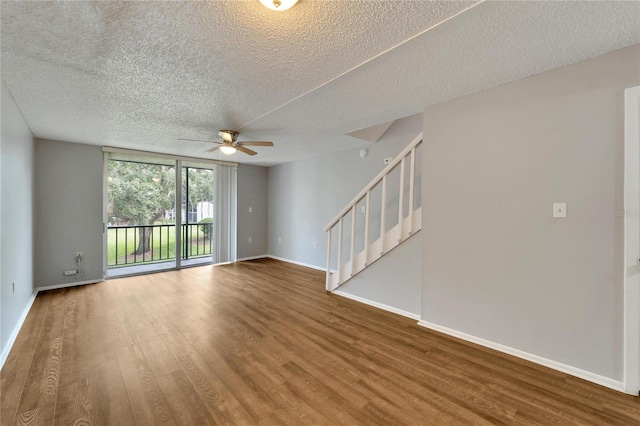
[323,132,422,232]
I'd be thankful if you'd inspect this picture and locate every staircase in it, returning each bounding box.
[324,133,423,291]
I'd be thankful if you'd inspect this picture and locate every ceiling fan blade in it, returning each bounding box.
[236,146,257,156]
[178,138,221,144]
[205,146,221,153]
[238,141,274,147]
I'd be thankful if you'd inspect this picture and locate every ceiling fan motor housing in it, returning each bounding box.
[219,130,239,143]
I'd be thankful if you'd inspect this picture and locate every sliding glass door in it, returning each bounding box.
[103,151,235,278]
[106,158,178,277]
[181,165,215,267]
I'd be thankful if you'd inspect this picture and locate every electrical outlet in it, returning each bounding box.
[64,269,78,276]
[313,242,318,249]
[76,251,83,260]
[278,237,282,243]
[361,206,366,214]
[249,207,253,213]
[248,237,253,243]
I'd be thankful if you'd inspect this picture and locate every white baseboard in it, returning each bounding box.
[266,255,326,272]
[0,292,37,370]
[37,278,104,292]
[417,320,626,394]
[333,290,420,321]
[236,255,268,262]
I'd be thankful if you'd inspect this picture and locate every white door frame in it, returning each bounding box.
[624,85,640,394]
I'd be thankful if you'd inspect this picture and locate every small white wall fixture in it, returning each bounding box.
[624,85,640,394]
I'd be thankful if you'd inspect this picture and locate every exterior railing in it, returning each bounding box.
[107,223,214,268]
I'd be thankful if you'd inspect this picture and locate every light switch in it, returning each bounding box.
[553,203,567,218]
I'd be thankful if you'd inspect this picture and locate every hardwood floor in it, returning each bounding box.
[2,258,640,425]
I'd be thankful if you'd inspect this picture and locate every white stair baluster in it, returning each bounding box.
[380,175,387,255]
[337,217,343,284]
[350,205,356,275]
[325,229,332,291]
[398,156,405,242]
[409,148,415,235]
[364,191,370,266]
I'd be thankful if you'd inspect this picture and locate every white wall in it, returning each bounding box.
[35,139,103,287]
[338,231,421,318]
[421,45,640,381]
[237,164,268,259]
[269,113,422,267]
[1,81,35,360]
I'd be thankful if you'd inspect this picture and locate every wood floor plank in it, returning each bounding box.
[425,346,615,423]
[3,258,640,425]
[139,304,259,423]
[88,358,135,426]
[13,335,63,426]
[62,286,85,331]
[12,290,68,424]
[53,378,93,426]
[138,337,181,378]
[0,348,36,425]
[1,295,52,424]
[115,343,175,425]
[183,338,280,423]
[7,295,50,355]
[156,369,218,426]
[172,350,255,424]
[58,315,116,387]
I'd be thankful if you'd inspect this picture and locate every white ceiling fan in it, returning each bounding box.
[178,130,274,156]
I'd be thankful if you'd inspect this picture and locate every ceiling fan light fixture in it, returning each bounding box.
[259,0,298,11]
[220,145,237,155]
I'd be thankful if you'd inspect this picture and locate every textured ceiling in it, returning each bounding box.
[1,1,639,166]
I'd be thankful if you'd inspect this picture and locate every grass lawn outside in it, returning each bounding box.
[107,224,213,267]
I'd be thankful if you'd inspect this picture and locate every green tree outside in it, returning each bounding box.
[108,160,214,261]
